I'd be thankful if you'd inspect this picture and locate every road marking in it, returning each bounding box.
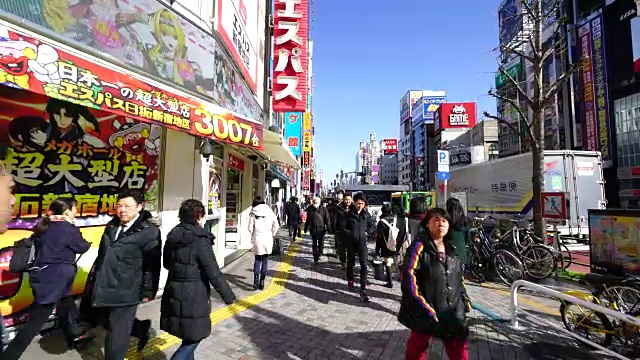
[121,238,302,360]
[478,282,559,316]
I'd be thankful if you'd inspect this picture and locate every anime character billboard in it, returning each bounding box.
[0,86,160,325]
[0,0,262,121]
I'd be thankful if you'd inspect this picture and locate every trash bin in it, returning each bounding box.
[373,259,385,281]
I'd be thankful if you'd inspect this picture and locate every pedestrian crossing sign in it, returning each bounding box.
[541,192,566,220]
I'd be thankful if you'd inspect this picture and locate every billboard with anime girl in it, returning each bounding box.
[0,0,262,121]
[0,85,160,325]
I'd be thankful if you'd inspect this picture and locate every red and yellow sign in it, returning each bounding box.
[0,25,264,150]
[303,112,312,131]
[302,131,312,152]
[0,87,160,320]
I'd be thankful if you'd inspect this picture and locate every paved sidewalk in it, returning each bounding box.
[20,231,614,359]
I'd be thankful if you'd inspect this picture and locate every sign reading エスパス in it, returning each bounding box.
[272,0,309,112]
[0,24,264,150]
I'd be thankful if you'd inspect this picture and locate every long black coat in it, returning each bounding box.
[398,231,470,340]
[160,223,236,342]
[304,205,331,235]
[91,211,161,307]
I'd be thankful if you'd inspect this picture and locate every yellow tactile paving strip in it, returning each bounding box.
[121,238,302,360]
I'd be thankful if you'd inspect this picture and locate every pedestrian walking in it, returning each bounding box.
[86,190,161,360]
[3,198,92,360]
[304,196,331,263]
[160,199,236,360]
[344,193,375,302]
[375,204,397,288]
[334,193,352,269]
[446,198,470,265]
[248,196,280,290]
[284,196,302,241]
[398,208,472,360]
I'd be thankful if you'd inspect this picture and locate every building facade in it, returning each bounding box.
[0,0,302,328]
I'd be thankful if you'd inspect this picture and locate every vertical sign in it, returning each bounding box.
[284,112,302,156]
[590,13,612,165]
[578,21,597,152]
[272,0,309,112]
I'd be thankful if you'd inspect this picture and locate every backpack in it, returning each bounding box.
[379,217,399,252]
[396,220,412,269]
[9,237,37,273]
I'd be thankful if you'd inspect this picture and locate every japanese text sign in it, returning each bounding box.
[0,0,262,122]
[0,87,159,229]
[302,150,310,168]
[578,20,598,153]
[284,111,302,156]
[228,154,245,172]
[303,112,312,130]
[302,131,312,152]
[381,139,398,154]
[272,0,309,112]
[589,13,612,163]
[302,169,310,190]
[216,0,260,92]
[0,25,264,150]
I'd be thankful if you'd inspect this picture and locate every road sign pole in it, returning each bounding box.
[444,179,448,202]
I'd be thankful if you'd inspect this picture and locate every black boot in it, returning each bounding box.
[253,275,260,290]
[385,266,393,288]
[259,275,265,290]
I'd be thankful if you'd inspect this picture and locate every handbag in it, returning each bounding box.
[272,237,283,256]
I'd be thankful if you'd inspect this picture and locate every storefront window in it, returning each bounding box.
[225,154,244,250]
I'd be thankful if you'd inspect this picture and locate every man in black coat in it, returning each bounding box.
[284,196,301,241]
[91,190,161,360]
[344,193,376,302]
[304,196,331,263]
[334,193,352,269]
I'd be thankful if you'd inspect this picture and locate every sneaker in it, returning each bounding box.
[347,280,354,288]
[360,291,369,302]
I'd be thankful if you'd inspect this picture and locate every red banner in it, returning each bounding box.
[0,25,264,149]
[272,0,309,112]
[382,139,398,154]
[0,87,159,229]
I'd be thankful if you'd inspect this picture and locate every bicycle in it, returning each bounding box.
[559,273,640,355]
[466,221,525,285]
[489,218,556,280]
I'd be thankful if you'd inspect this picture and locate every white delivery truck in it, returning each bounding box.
[436,150,607,237]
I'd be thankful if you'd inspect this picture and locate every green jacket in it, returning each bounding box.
[448,225,470,264]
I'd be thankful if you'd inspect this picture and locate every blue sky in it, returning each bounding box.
[311,0,503,183]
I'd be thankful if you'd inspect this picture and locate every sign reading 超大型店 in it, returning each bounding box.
[216,0,261,92]
[0,25,264,150]
[272,0,309,112]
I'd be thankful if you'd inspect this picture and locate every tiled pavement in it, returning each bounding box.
[20,229,616,359]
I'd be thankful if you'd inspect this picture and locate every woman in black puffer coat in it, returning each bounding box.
[161,199,236,360]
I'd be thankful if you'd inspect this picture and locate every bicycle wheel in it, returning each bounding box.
[559,243,572,270]
[521,244,556,280]
[491,249,525,285]
[560,302,614,347]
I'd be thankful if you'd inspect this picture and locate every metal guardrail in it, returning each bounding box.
[510,280,640,360]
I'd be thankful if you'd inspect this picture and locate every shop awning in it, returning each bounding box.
[259,130,300,169]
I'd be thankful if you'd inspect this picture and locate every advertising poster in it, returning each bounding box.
[0,0,261,121]
[578,20,598,152]
[381,139,398,154]
[207,159,222,217]
[0,86,159,320]
[216,0,259,92]
[284,112,302,156]
[590,13,613,165]
[0,24,264,150]
[589,210,640,275]
[422,96,446,123]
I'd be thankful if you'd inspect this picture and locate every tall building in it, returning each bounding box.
[399,90,446,188]
[379,154,398,185]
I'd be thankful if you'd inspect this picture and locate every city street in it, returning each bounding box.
[20,230,614,360]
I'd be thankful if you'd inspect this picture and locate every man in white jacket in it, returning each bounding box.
[248,196,279,290]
